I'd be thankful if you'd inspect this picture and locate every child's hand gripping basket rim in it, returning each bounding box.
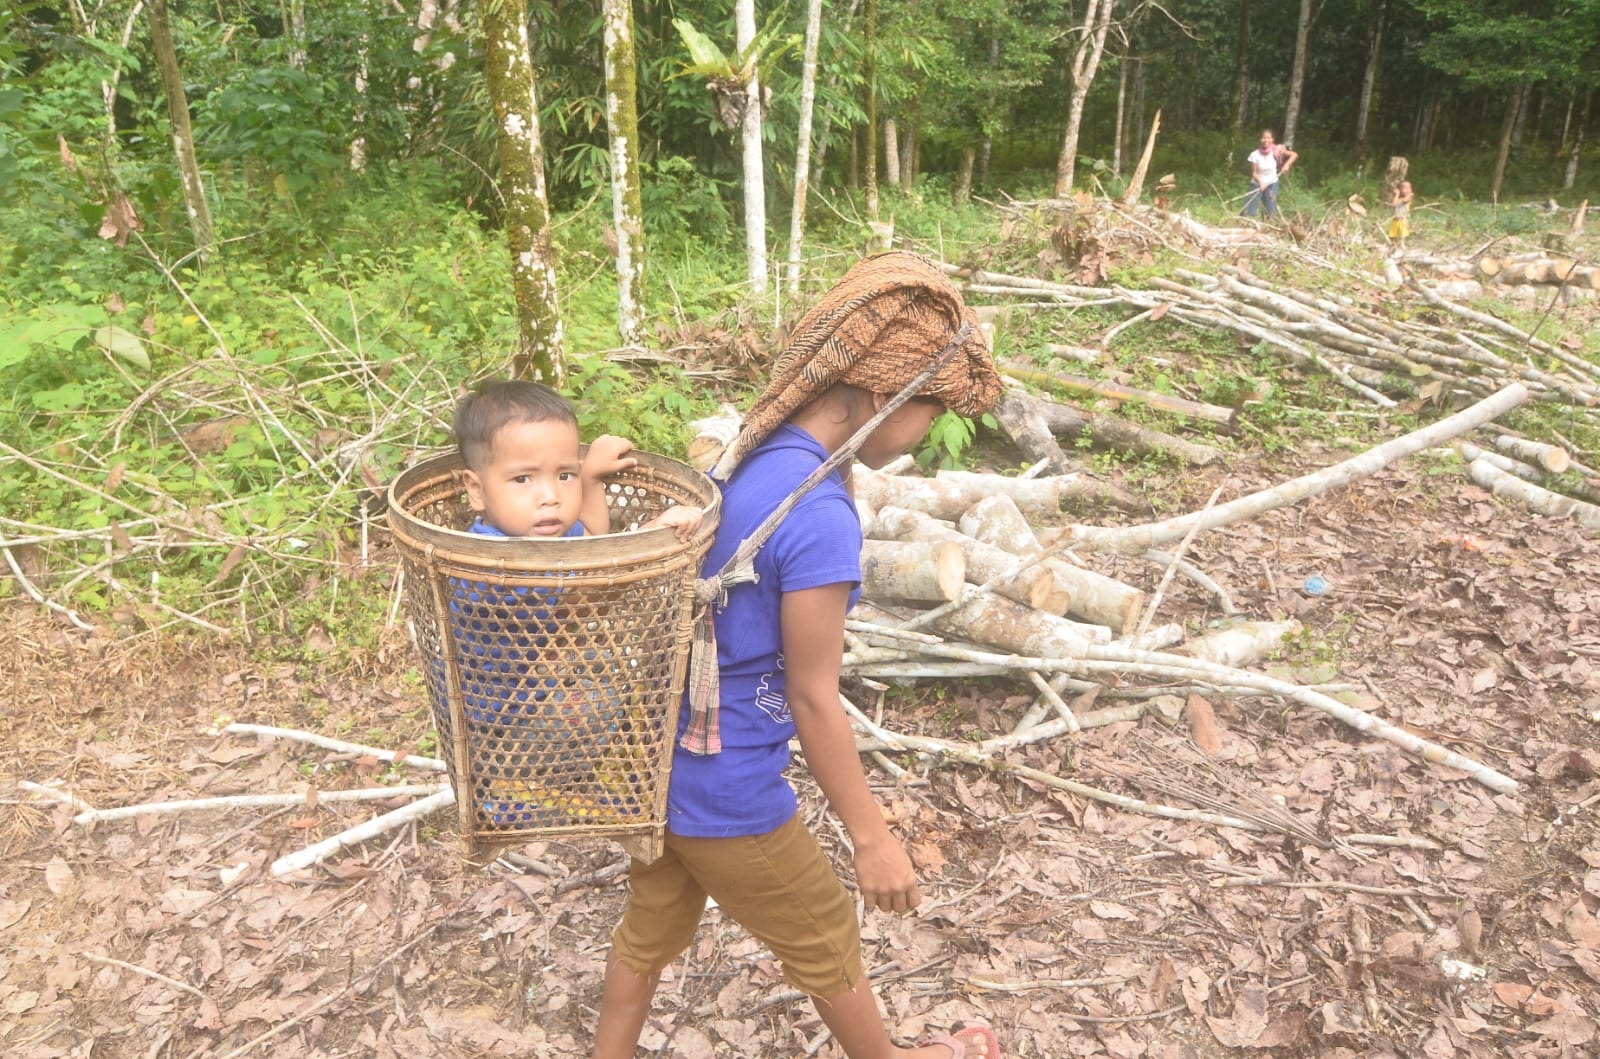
[386,446,720,866]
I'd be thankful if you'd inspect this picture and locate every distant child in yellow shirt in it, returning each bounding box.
[1388,179,1414,251]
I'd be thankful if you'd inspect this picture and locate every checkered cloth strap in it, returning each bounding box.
[677,325,971,756]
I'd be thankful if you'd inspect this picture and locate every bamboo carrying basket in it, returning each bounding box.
[387,449,720,864]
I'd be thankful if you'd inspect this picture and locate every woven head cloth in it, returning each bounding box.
[709,251,1002,481]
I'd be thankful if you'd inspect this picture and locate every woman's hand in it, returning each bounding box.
[853,832,922,914]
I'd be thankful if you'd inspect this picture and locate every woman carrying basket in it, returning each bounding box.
[592,252,1005,1059]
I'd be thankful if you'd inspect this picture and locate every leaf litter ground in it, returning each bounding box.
[3,441,1600,1059]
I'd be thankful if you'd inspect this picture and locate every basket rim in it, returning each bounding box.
[386,449,721,568]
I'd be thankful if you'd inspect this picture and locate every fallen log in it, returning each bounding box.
[993,386,1073,474]
[930,589,1110,660]
[1055,383,1531,554]
[1180,621,1301,669]
[1042,344,1105,365]
[1467,458,1600,535]
[1004,368,1237,427]
[960,494,1145,633]
[1427,280,1484,301]
[854,467,1070,519]
[1492,435,1571,474]
[958,493,1042,557]
[860,539,966,603]
[1492,259,1579,286]
[874,505,1064,612]
[1010,386,1223,466]
[687,406,741,472]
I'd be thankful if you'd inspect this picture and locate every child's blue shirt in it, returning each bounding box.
[667,424,863,838]
[449,519,586,721]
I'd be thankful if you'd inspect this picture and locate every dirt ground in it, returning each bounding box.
[4,436,1600,1059]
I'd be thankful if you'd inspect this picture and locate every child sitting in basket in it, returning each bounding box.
[447,380,703,826]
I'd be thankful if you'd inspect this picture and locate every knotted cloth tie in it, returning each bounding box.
[679,253,1001,756]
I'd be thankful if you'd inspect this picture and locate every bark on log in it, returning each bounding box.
[1180,620,1301,669]
[1043,343,1105,364]
[994,387,1073,474]
[1057,384,1531,554]
[958,493,1042,556]
[853,468,1068,519]
[931,590,1109,660]
[859,539,966,603]
[960,495,1144,632]
[687,407,741,472]
[873,505,1062,612]
[1492,260,1579,286]
[1467,458,1600,535]
[1492,435,1571,473]
[1427,280,1484,301]
[1016,387,1223,465]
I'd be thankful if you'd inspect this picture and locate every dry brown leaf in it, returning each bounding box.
[1185,694,1222,754]
[44,858,75,896]
[109,522,135,554]
[910,841,946,875]
[1494,982,1534,1008]
[212,543,248,586]
[1565,899,1600,948]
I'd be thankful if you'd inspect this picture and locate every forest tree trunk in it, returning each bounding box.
[1230,0,1250,139]
[1053,0,1115,196]
[147,0,213,261]
[902,116,917,188]
[102,2,145,155]
[1491,86,1522,205]
[1113,51,1127,178]
[1355,0,1387,162]
[350,2,369,172]
[1282,0,1312,146]
[603,0,646,346]
[285,0,306,70]
[884,117,900,188]
[786,0,824,296]
[978,32,999,188]
[1567,89,1591,191]
[864,0,879,219]
[736,0,768,296]
[955,146,975,203]
[482,0,564,382]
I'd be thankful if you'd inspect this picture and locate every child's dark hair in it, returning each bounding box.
[453,380,577,470]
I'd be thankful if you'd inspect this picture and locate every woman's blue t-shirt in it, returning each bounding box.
[667,424,863,838]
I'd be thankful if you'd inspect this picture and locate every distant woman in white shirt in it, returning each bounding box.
[1242,129,1298,219]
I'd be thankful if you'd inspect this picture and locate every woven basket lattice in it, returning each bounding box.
[387,449,719,863]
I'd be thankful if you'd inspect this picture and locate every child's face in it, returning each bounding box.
[463,418,584,536]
